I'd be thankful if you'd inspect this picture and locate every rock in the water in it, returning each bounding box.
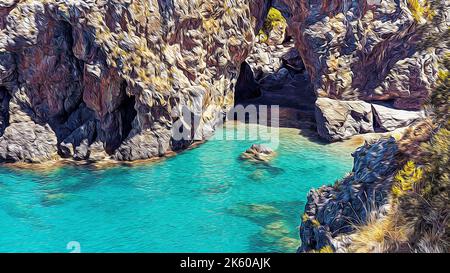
[299,137,399,252]
[241,144,276,162]
[315,98,374,142]
[372,104,425,132]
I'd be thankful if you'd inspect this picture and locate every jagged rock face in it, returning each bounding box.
[315,97,425,141]
[372,104,425,132]
[0,0,444,163]
[315,98,374,142]
[0,0,270,162]
[299,137,399,252]
[284,0,440,110]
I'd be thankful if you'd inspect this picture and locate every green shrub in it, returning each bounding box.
[258,7,287,43]
[392,161,424,198]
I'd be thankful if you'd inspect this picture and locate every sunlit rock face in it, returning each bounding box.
[283,0,440,109]
[0,0,270,162]
[0,0,445,162]
[299,137,399,252]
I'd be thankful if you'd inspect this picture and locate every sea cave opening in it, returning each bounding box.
[234,6,317,130]
[119,85,137,142]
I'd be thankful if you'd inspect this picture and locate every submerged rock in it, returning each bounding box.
[241,144,276,163]
[228,203,282,219]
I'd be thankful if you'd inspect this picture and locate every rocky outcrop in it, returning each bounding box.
[315,98,426,141]
[240,144,276,162]
[284,0,442,109]
[0,0,444,163]
[315,98,374,142]
[372,104,425,132]
[299,137,399,252]
[0,121,58,163]
[0,0,271,163]
[246,40,304,80]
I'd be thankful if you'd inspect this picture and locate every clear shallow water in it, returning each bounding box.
[0,123,355,253]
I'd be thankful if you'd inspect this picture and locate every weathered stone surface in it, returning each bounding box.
[240,144,276,162]
[299,137,399,252]
[59,120,96,159]
[372,104,425,132]
[0,0,271,163]
[0,121,58,163]
[0,0,444,163]
[315,98,374,142]
[246,40,301,80]
[284,0,442,109]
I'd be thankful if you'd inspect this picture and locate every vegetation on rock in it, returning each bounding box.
[257,7,287,44]
[341,43,449,253]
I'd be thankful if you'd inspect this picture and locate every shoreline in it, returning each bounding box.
[0,122,408,172]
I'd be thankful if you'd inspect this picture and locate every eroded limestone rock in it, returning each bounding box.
[241,144,276,162]
[0,0,271,163]
[284,0,443,109]
[299,137,399,252]
[0,121,58,163]
[315,98,426,141]
[0,0,445,163]
[372,104,425,132]
[315,98,374,142]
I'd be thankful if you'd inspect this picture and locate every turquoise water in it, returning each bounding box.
[0,123,354,253]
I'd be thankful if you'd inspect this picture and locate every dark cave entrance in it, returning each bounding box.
[119,91,137,142]
[233,7,317,129]
[104,85,137,155]
[0,86,10,136]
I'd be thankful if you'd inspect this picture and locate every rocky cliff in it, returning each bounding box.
[286,0,447,141]
[299,136,400,252]
[299,115,449,253]
[0,0,270,162]
[0,0,446,163]
[286,0,440,109]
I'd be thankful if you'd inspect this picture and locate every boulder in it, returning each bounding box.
[315,98,374,142]
[0,121,58,163]
[372,104,425,132]
[241,144,276,162]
